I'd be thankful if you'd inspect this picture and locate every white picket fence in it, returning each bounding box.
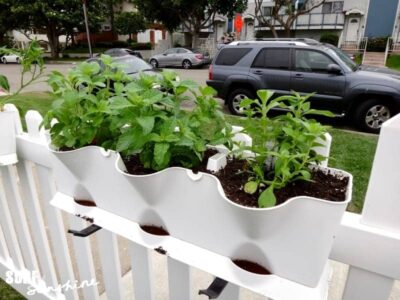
[0,104,400,300]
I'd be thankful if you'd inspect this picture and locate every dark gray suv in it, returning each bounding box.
[206,39,400,133]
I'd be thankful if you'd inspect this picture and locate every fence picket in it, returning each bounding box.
[0,218,10,262]
[96,230,124,300]
[167,257,192,300]
[24,109,79,300]
[68,215,100,300]
[4,103,23,135]
[0,165,38,272]
[35,165,79,300]
[16,160,60,298]
[219,283,240,300]
[130,242,155,300]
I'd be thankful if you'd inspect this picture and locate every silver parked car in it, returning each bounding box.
[87,55,159,79]
[149,47,211,69]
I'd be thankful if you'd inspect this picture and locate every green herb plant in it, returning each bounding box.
[42,55,132,149]
[240,90,334,208]
[112,71,233,170]
[0,40,45,111]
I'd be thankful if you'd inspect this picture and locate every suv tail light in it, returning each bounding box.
[195,54,203,59]
[209,64,213,80]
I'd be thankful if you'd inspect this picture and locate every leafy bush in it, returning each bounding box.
[366,37,388,52]
[240,90,333,207]
[320,32,339,46]
[129,42,152,50]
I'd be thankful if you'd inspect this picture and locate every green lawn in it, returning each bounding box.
[0,278,25,300]
[2,92,55,128]
[386,54,400,71]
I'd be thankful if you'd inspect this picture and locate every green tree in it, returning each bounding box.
[254,0,327,37]
[11,0,106,58]
[114,11,147,42]
[135,0,248,48]
[0,0,20,46]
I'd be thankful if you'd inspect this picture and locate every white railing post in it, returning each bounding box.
[340,114,400,300]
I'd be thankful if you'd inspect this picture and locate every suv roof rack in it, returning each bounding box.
[229,40,311,46]
[254,38,320,44]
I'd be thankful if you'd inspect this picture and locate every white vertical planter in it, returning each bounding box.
[48,138,352,287]
[0,111,18,166]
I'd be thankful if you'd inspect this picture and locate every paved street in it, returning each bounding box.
[0,63,210,93]
[0,62,368,131]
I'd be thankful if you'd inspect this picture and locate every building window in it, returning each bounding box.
[322,1,343,14]
[263,7,273,16]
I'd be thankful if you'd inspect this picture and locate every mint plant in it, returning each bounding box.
[112,73,232,171]
[240,90,334,208]
[0,40,45,110]
[43,55,132,149]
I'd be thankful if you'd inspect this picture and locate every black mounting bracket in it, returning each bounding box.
[68,224,102,237]
[198,277,228,299]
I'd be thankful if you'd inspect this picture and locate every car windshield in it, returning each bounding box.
[114,56,153,74]
[326,46,358,72]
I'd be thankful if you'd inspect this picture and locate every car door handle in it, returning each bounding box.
[252,70,263,75]
[294,73,304,79]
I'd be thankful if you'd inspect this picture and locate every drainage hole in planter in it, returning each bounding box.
[140,225,170,236]
[74,199,97,207]
[232,259,271,275]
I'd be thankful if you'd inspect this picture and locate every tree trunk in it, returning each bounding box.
[0,32,5,46]
[169,31,173,48]
[284,26,292,37]
[191,31,198,49]
[108,0,115,34]
[46,22,60,58]
[271,27,279,38]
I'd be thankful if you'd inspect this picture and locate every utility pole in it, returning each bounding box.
[82,0,93,58]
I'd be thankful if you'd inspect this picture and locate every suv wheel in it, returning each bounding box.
[354,99,393,133]
[228,88,255,115]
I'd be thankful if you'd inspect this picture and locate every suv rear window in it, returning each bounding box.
[252,48,290,70]
[215,48,251,66]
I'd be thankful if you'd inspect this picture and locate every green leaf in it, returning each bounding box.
[154,143,170,168]
[137,116,155,135]
[199,86,217,96]
[244,181,258,194]
[109,97,133,110]
[258,186,277,208]
[0,75,10,92]
[257,90,274,103]
[239,98,253,107]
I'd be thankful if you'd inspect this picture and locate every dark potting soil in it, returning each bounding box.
[74,199,97,207]
[123,150,348,208]
[232,259,271,275]
[122,149,219,175]
[212,157,349,208]
[140,225,170,236]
